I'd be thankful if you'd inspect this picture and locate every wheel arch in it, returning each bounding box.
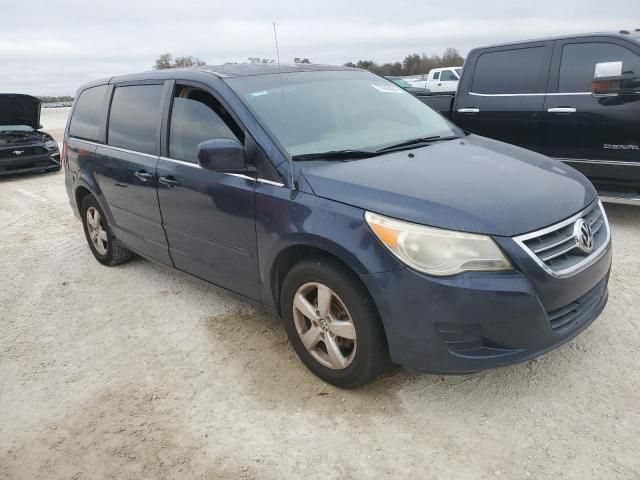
[270,242,371,317]
[75,185,92,212]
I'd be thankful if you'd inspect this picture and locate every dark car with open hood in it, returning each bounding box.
[0,94,60,176]
[63,64,611,388]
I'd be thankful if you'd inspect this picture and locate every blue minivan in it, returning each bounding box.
[63,64,612,388]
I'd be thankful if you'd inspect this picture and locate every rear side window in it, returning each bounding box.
[168,86,242,163]
[108,84,163,155]
[69,85,107,141]
[472,47,547,94]
[559,42,640,92]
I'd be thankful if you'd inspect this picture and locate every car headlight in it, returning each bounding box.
[365,211,512,276]
[44,139,58,150]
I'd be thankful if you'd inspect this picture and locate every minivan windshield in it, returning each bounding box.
[225,70,460,158]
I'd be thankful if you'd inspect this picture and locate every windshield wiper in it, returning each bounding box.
[376,135,460,153]
[291,149,379,161]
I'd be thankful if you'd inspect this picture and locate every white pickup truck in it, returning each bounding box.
[406,67,463,92]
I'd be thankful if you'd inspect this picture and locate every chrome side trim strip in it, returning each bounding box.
[558,158,640,167]
[157,156,286,187]
[513,201,611,279]
[469,92,545,97]
[70,138,101,148]
[69,137,285,187]
[599,194,640,206]
[547,92,592,96]
[100,143,158,159]
[469,92,591,97]
[158,156,198,168]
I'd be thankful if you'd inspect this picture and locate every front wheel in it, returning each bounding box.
[281,257,390,388]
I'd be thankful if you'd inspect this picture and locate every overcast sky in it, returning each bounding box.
[1,0,639,95]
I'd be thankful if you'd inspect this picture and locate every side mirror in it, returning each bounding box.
[197,138,247,173]
[592,61,640,96]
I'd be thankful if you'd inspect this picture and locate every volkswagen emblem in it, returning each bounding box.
[12,150,24,156]
[573,218,594,254]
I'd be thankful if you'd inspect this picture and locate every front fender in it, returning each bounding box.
[255,185,403,309]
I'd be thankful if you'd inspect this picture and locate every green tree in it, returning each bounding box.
[344,48,465,76]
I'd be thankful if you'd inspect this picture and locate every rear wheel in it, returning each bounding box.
[81,195,133,266]
[281,257,390,388]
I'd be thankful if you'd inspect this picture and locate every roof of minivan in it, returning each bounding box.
[113,63,356,83]
[477,31,640,50]
[76,63,361,93]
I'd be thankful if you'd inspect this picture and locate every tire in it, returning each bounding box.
[281,256,390,388]
[81,195,133,266]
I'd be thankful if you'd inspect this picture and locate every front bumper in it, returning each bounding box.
[0,151,60,176]
[361,242,612,373]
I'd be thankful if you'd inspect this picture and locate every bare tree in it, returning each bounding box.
[154,53,174,70]
[174,56,206,68]
[153,53,206,70]
[247,57,274,64]
[294,57,311,64]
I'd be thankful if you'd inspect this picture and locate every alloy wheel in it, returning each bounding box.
[292,282,357,370]
[86,206,108,255]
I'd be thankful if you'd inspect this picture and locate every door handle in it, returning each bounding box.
[158,176,179,188]
[458,108,480,113]
[548,107,576,113]
[134,170,153,182]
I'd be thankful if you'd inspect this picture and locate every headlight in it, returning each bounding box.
[44,140,58,150]
[365,211,512,276]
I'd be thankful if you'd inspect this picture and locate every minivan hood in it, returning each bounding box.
[300,135,597,237]
[0,94,41,130]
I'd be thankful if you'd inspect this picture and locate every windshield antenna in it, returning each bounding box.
[273,22,295,190]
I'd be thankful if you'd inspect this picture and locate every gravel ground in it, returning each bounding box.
[1,122,639,478]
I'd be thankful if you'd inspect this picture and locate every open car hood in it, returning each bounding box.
[0,94,41,130]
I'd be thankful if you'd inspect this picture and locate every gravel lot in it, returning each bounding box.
[1,116,639,479]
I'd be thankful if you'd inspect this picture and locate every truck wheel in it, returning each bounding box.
[281,256,390,388]
[81,195,133,266]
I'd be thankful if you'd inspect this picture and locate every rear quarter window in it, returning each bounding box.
[472,47,547,94]
[68,85,108,141]
[107,84,164,155]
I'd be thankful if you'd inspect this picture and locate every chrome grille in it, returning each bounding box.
[514,201,610,278]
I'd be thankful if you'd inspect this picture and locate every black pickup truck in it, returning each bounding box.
[421,31,640,204]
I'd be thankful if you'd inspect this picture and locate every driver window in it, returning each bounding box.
[169,86,243,163]
[558,42,640,93]
[440,70,458,81]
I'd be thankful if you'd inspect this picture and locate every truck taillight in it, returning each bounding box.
[61,140,69,169]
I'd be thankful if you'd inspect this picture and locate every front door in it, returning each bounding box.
[543,38,640,188]
[156,83,260,299]
[434,69,459,93]
[95,82,171,265]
